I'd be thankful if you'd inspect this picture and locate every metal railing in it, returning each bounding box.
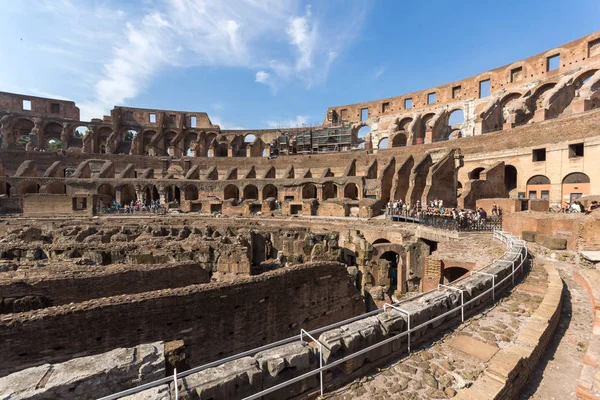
[421,214,502,232]
[99,230,526,400]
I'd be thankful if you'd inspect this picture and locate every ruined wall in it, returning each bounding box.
[0,262,363,377]
[459,162,507,209]
[0,262,210,313]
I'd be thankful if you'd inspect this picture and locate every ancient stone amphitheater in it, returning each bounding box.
[1,31,600,400]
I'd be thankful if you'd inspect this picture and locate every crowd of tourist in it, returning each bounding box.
[557,200,599,214]
[96,199,167,215]
[386,199,502,230]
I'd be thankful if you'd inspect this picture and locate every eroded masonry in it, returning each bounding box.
[1,31,600,400]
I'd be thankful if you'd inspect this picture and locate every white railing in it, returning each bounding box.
[99,230,526,400]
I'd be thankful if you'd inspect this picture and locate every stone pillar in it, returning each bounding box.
[115,188,122,205]
[422,257,443,291]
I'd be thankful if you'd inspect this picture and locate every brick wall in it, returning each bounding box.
[0,262,363,377]
[0,262,210,311]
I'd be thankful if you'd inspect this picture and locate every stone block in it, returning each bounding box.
[521,231,537,242]
[535,234,567,250]
[178,356,262,400]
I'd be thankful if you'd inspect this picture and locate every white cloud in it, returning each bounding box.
[255,71,271,83]
[0,0,370,120]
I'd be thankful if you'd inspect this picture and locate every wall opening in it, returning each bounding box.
[190,116,197,128]
[547,54,560,71]
[504,165,518,193]
[360,108,369,121]
[569,143,584,158]
[404,98,413,109]
[443,266,469,283]
[468,167,485,180]
[378,138,388,149]
[427,92,436,104]
[149,113,157,123]
[479,79,491,98]
[22,100,31,111]
[532,148,546,162]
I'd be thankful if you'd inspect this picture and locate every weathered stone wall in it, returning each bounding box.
[0,262,363,377]
[0,262,210,313]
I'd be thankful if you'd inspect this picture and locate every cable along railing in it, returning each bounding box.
[99,230,527,400]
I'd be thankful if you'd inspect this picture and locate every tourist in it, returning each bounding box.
[492,202,498,215]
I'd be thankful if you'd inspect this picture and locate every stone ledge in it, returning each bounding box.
[455,261,563,400]
[574,269,600,400]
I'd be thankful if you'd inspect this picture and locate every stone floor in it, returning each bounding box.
[327,259,548,400]
[521,244,593,400]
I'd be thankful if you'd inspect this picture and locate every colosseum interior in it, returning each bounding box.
[1,30,600,400]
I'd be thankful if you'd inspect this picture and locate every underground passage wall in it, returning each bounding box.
[0,261,363,377]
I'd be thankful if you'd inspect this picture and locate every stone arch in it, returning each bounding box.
[378,137,389,149]
[391,133,407,147]
[215,142,228,157]
[468,167,486,180]
[444,109,464,140]
[120,184,137,204]
[262,184,278,200]
[243,184,259,200]
[13,118,34,149]
[416,113,435,144]
[42,122,63,151]
[97,183,115,201]
[504,164,518,194]
[373,238,391,244]
[526,175,551,200]
[380,250,400,290]
[143,185,160,205]
[96,127,113,154]
[355,125,372,149]
[224,184,240,200]
[302,183,317,199]
[344,183,359,200]
[165,185,181,203]
[573,68,599,89]
[322,182,338,200]
[184,185,199,201]
[443,266,469,283]
[562,172,590,203]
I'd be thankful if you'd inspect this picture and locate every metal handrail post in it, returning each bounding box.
[438,284,465,322]
[300,329,324,398]
[470,271,496,301]
[174,368,178,400]
[383,303,412,353]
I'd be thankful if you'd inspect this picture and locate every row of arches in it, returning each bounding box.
[223,182,360,201]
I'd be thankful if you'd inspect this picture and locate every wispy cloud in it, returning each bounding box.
[0,0,371,120]
[373,65,386,80]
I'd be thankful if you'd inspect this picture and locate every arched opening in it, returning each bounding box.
[75,126,89,138]
[98,183,115,202]
[302,184,317,199]
[562,172,590,204]
[373,238,391,244]
[19,182,39,195]
[144,185,160,205]
[378,138,389,149]
[262,184,278,200]
[184,185,199,201]
[165,186,181,203]
[344,183,359,200]
[46,182,67,194]
[468,167,486,180]
[457,181,463,197]
[244,134,256,144]
[243,184,259,200]
[443,266,469,283]
[224,184,239,200]
[448,130,462,140]
[14,119,34,149]
[416,113,435,144]
[504,165,518,194]
[380,251,399,290]
[448,109,464,126]
[392,133,407,147]
[6,183,11,197]
[120,184,137,205]
[357,126,371,149]
[526,175,551,200]
[215,143,228,157]
[322,182,338,200]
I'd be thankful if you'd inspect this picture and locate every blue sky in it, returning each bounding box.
[1,0,599,129]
